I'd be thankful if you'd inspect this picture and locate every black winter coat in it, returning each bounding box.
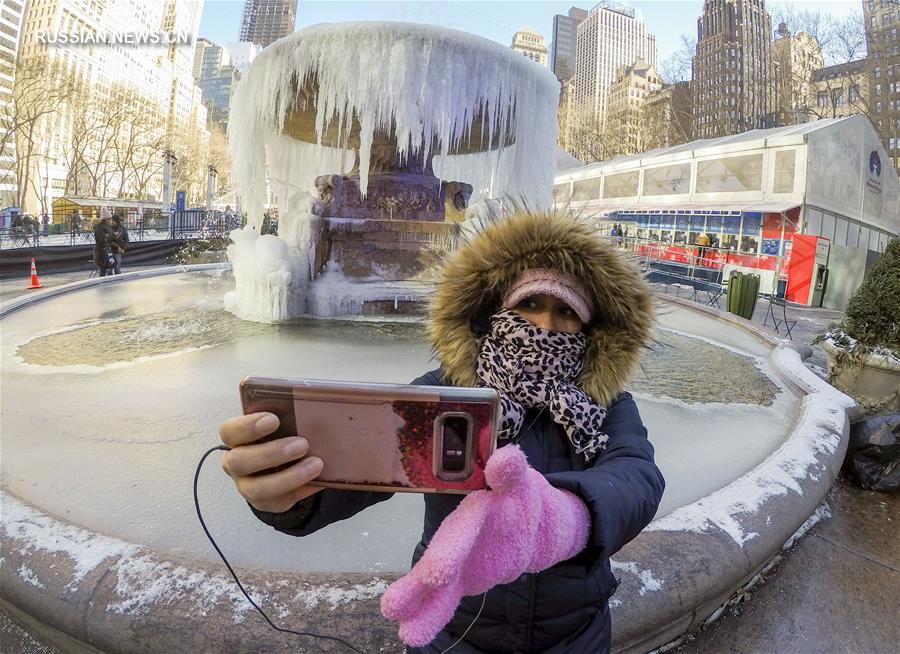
[252,368,665,654]
[93,222,114,268]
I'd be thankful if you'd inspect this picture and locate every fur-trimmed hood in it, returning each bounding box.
[428,211,654,406]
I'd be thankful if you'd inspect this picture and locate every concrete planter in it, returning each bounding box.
[821,339,900,412]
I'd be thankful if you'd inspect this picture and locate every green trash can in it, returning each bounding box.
[725,271,760,320]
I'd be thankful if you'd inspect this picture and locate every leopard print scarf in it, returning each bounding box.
[475,310,609,462]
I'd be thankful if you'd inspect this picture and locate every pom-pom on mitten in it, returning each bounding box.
[380,445,590,647]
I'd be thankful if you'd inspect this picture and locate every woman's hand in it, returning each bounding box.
[219,412,324,513]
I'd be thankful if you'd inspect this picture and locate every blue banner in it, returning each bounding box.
[175,191,186,212]
[723,214,741,234]
[761,238,780,255]
[742,211,762,235]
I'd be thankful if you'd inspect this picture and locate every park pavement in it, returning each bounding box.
[1,271,896,654]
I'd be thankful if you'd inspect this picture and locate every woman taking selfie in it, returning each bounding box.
[219,210,664,653]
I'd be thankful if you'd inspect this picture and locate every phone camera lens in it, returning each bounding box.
[441,416,469,473]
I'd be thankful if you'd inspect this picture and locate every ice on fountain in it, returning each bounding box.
[224,187,328,323]
[266,131,355,220]
[228,22,560,227]
[306,261,432,317]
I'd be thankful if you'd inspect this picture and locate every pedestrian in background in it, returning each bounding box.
[93,208,115,276]
[109,214,129,275]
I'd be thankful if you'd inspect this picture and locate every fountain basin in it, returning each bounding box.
[0,266,853,653]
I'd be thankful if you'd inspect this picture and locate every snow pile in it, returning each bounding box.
[291,578,390,610]
[2,492,140,588]
[229,21,560,226]
[610,560,663,596]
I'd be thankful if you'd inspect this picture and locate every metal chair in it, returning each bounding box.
[764,294,797,340]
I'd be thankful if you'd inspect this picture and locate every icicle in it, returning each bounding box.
[228,22,560,228]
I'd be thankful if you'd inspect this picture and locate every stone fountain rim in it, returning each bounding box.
[0,267,854,654]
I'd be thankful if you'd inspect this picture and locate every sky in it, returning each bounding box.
[198,0,864,64]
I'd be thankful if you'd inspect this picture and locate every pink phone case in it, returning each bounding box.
[240,377,500,494]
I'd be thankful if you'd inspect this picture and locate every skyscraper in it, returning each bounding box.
[510,28,549,67]
[693,0,775,139]
[239,0,297,48]
[198,41,260,132]
[863,0,900,173]
[0,0,25,208]
[550,7,588,82]
[15,0,207,212]
[574,2,656,127]
[163,0,206,148]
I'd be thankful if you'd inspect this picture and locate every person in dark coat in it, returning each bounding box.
[219,211,665,654]
[109,214,129,274]
[93,208,115,276]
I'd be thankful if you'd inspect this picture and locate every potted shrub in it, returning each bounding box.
[818,238,900,412]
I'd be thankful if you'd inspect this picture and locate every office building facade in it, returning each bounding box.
[0,0,25,208]
[810,60,868,121]
[510,27,549,66]
[864,0,900,172]
[606,58,662,155]
[15,0,206,212]
[772,25,824,125]
[239,0,297,48]
[574,2,656,127]
[693,0,775,138]
[550,7,588,82]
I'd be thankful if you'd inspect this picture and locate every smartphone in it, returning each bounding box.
[239,376,500,494]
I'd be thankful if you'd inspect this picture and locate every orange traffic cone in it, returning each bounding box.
[27,257,43,289]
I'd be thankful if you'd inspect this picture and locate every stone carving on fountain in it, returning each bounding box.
[298,119,475,293]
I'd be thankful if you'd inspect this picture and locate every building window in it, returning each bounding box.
[832,89,845,106]
[876,83,883,96]
[850,85,861,101]
[816,91,828,107]
[875,66,882,78]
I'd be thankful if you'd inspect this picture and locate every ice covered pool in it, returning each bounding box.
[0,269,799,573]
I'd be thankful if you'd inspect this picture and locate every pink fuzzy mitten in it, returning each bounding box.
[380,445,591,647]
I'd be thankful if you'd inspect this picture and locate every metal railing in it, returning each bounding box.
[599,233,787,301]
[0,211,246,249]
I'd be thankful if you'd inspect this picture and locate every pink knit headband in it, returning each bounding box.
[502,268,593,323]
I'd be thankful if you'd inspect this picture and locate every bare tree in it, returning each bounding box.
[641,84,693,150]
[658,34,696,85]
[771,5,866,65]
[109,93,167,199]
[770,6,869,126]
[207,123,231,203]
[172,121,212,206]
[563,102,621,164]
[5,56,74,210]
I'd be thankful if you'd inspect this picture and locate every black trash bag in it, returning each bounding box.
[847,414,900,492]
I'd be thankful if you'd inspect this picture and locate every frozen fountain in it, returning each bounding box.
[224,22,559,321]
[0,21,855,654]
